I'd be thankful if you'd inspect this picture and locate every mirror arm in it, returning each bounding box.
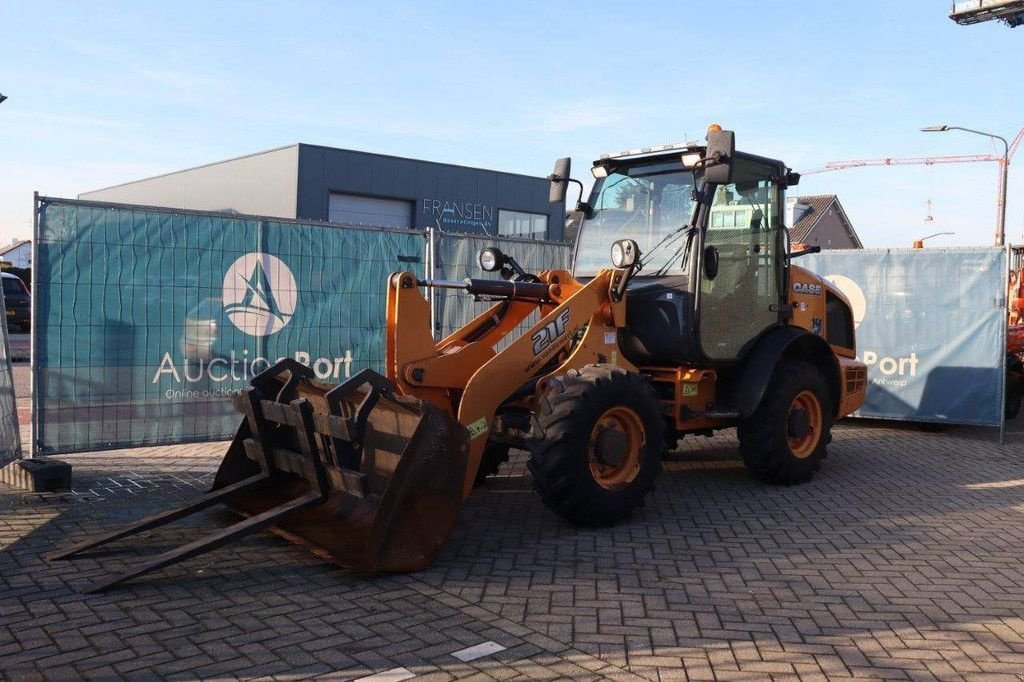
[787,245,821,259]
[549,176,586,206]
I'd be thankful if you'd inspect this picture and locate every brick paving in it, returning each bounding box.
[3,420,1024,680]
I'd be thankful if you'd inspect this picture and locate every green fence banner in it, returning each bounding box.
[33,198,424,454]
[33,197,573,454]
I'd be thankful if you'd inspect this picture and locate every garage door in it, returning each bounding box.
[328,193,413,228]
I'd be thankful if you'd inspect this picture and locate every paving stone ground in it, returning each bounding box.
[3,419,1024,680]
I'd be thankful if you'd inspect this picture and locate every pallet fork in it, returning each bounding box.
[48,360,469,592]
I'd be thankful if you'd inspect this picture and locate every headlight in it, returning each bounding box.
[477,247,504,272]
[610,239,639,268]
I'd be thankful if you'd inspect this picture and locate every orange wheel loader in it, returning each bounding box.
[50,127,867,592]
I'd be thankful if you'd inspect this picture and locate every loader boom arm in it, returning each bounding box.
[385,268,635,496]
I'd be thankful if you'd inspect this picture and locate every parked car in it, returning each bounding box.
[2,272,29,332]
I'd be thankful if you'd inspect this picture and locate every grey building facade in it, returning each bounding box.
[81,144,564,241]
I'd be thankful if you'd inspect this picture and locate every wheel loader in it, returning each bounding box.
[50,126,867,592]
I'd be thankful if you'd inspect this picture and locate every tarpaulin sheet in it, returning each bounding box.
[33,198,424,454]
[802,247,1006,426]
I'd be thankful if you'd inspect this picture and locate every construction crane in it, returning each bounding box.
[801,128,1023,245]
[802,128,1023,176]
[801,153,995,175]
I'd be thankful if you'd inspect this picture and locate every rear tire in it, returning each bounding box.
[738,361,833,485]
[528,364,664,526]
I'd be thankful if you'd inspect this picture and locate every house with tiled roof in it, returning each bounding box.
[786,195,862,249]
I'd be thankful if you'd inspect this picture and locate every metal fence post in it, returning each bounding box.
[29,192,40,458]
[427,224,437,340]
[1001,243,1010,445]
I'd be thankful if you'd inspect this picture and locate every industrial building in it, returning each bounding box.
[81,144,564,241]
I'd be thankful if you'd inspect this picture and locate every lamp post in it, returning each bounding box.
[921,124,1009,246]
[913,231,955,249]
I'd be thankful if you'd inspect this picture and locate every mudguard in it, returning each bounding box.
[733,326,841,418]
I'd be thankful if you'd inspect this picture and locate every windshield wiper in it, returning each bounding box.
[650,233,694,278]
[639,224,693,272]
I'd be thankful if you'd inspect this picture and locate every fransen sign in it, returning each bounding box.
[152,252,355,396]
[422,198,495,231]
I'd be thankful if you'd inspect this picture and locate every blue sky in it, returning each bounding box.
[1,1,1022,247]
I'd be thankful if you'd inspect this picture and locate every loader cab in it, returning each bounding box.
[570,140,790,367]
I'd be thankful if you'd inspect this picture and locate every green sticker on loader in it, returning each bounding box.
[682,383,699,397]
[467,417,489,439]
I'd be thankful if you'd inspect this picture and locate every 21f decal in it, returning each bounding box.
[531,309,571,356]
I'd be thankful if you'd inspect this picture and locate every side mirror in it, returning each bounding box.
[703,245,720,280]
[610,239,640,268]
[549,157,571,204]
[703,129,735,185]
[785,171,801,187]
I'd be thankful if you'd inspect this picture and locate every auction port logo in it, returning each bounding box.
[223,253,297,336]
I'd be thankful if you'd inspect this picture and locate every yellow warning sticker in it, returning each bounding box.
[682,383,699,397]
[467,417,489,439]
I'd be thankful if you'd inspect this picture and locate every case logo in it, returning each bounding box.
[792,282,822,296]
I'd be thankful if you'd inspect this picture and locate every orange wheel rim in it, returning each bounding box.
[787,390,822,459]
[588,406,645,490]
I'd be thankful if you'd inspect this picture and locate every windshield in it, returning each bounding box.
[573,160,698,277]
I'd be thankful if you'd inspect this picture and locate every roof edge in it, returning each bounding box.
[80,144,301,196]
[830,197,864,248]
[295,143,549,181]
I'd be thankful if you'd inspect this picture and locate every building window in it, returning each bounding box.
[498,210,548,240]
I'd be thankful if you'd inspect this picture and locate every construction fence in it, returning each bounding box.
[32,197,1008,455]
[803,246,1007,427]
[32,197,571,455]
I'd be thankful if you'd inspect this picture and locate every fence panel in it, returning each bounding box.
[0,280,22,465]
[33,197,424,454]
[802,247,1006,426]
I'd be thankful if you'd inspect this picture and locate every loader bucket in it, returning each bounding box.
[47,359,469,592]
[214,360,470,573]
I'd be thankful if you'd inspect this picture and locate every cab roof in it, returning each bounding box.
[593,147,789,174]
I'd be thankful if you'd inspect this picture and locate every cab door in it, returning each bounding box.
[698,158,783,361]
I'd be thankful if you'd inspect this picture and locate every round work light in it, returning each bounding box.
[477,247,504,272]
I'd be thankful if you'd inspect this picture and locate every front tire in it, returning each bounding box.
[738,361,834,485]
[528,365,664,526]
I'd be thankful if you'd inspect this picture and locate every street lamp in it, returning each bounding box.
[921,124,1009,246]
[913,231,955,249]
